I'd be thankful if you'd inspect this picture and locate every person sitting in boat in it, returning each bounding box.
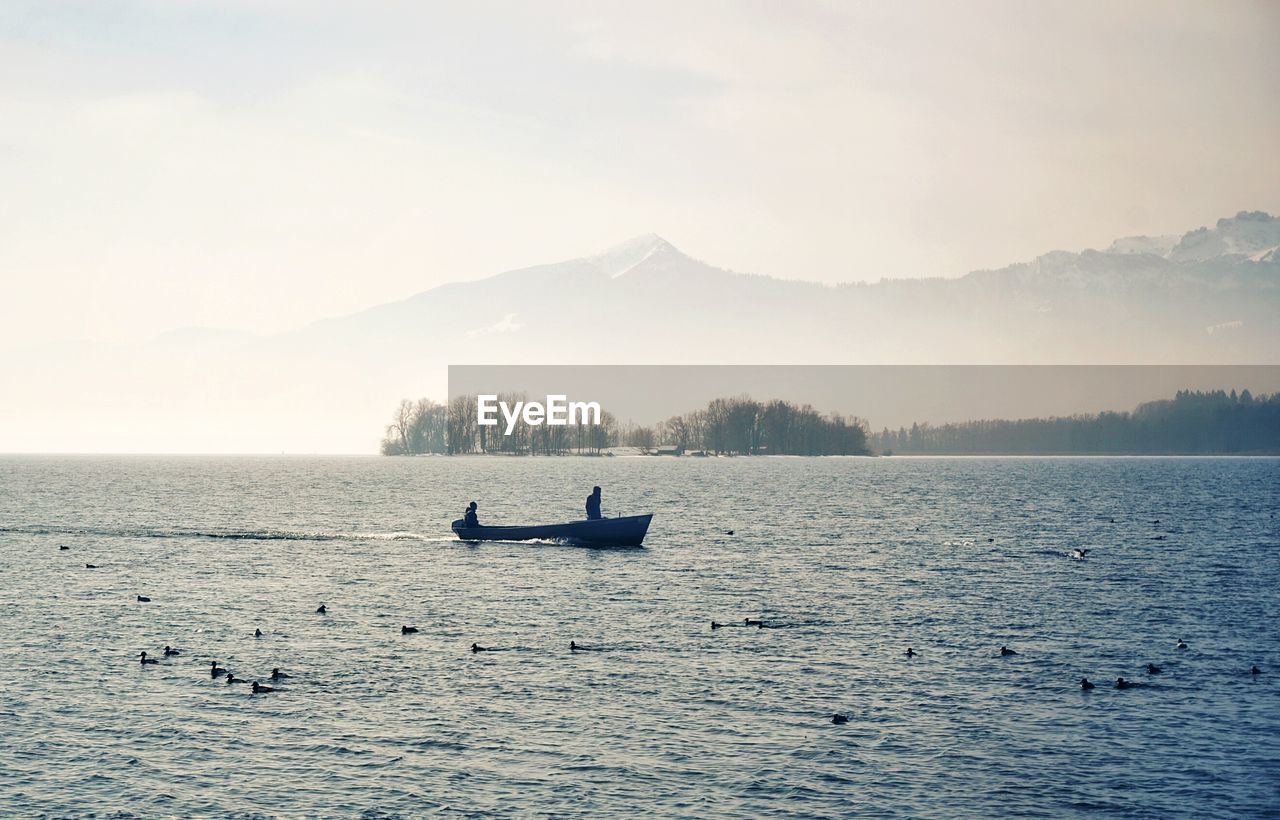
[585,486,602,520]
[464,501,479,528]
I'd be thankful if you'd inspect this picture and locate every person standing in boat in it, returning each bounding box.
[464,501,480,527]
[585,486,602,520]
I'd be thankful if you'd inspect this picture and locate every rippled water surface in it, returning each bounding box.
[1,455,1278,817]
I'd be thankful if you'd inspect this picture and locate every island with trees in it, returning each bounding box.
[380,394,871,456]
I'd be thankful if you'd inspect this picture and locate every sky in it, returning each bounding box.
[2,0,1278,349]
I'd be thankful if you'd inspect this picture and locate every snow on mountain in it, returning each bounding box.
[1106,234,1179,256]
[1169,211,1280,262]
[1104,212,1280,262]
[587,233,681,278]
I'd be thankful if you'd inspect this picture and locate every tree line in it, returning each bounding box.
[869,389,1280,455]
[380,394,871,456]
[380,395,618,456]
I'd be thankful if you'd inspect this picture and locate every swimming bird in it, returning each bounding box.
[1000,646,1018,657]
[1071,548,1089,559]
[471,643,487,652]
[136,595,151,603]
[570,641,580,651]
[1115,677,1134,689]
[210,660,227,678]
[163,645,180,656]
[254,628,263,638]
[1176,639,1188,650]
[1109,517,1115,523]
[744,618,764,628]
[401,625,419,634]
[225,672,245,684]
[987,538,995,543]
[831,714,849,725]
[906,648,917,658]
[59,545,69,550]
[315,603,327,614]
[251,681,274,694]
[139,651,159,665]
[1146,664,1162,675]
[270,668,290,680]
[85,564,98,569]
[1252,665,1261,675]
[1080,677,1095,690]
[711,621,722,629]
[1153,535,1167,541]
[725,530,734,536]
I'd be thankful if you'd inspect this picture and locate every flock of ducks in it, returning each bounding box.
[135,634,291,695]
[128,596,614,694]
[127,591,318,694]
[830,639,1265,725]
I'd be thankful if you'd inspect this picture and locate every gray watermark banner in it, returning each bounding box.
[436,365,1280,455]
[449,365,1280,431]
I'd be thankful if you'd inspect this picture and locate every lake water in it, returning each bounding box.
[0,455,1277,817]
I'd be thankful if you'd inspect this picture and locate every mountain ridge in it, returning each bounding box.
[368,210,1280,321]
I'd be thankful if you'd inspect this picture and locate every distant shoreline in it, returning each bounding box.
[3,452,1279,459]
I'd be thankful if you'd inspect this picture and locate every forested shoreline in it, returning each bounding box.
[380,389,1279,456]
[869,390,1280,455]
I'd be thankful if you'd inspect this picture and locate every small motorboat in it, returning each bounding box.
[451,514,653,547]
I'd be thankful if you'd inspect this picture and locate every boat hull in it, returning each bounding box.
[451,514,653,547]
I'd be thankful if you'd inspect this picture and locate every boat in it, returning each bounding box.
[450,514,654,547]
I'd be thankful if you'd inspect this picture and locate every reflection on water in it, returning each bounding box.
[0,455,1277,816]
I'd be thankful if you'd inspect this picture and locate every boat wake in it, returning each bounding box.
[0,524,453,544]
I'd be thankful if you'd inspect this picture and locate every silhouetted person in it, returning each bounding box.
[464,501,479,528]
[586,487,602,520]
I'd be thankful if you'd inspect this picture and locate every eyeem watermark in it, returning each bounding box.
[478,394,602,435]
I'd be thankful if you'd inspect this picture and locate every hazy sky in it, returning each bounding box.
[2,0,1278,349]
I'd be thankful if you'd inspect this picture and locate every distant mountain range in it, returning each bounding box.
[3,211,1278,452]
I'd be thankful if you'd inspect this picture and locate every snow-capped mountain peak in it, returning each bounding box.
[587,233,682,278]
[1169,210,1280,262]
[1105,211,1278,263]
